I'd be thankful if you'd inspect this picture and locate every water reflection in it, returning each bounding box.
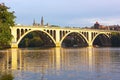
[0,47,120,80]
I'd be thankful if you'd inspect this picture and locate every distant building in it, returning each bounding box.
[33,19,36,26]
[94,22,100,29]
[93,21,108,30]
[41,16,44,26]
[109,25,120,31]
[99,25,109,30]
[33,16,44,26]
[93,21,120,31]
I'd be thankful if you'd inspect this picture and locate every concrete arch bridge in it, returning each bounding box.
[10,26,113,48]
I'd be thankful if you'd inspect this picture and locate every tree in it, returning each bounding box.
[111,32,120,47]
[18,32,44,48]
[0,3,16,49]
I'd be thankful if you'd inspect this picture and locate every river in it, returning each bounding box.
[0,47,120,80]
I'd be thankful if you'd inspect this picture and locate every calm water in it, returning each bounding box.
[0,47,120,80]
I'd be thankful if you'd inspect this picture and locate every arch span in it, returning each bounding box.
[92,33,111,47]
[60,32,89,47]
[17,30,56,47]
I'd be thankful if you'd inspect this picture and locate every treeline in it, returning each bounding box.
[111,33,120,47]
[19,32,44,48]
[19,32,120,48]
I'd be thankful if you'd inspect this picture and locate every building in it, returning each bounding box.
[33,16,44,26]
[94,22,100,29]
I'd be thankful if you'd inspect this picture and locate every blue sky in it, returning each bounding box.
[1,0,120,27]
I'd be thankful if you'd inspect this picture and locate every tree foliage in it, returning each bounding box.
[111,32,120,47]
[0,3,16,49]
[19,32,44,48]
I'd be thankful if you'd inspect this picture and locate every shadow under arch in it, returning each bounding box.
[92,33,111,47]
[60,32,88,47]
[17,30,56,48]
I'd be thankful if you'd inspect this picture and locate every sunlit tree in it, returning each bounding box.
[0,3,16,49]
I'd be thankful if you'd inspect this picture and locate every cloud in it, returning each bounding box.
[67,16,120,27]
[88,17,120,25]
[1,0,120,27]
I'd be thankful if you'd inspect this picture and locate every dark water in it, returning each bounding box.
[0,47,120,80]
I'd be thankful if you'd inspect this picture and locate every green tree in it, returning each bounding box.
[19,32,44,48]
[111,32,120,47]
[0,3,16,49]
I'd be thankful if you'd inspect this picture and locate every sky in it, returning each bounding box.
[1,0,120,27]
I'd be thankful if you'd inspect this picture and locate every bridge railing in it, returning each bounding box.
[11,26,120,33]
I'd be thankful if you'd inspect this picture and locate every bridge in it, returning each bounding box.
[10,26,114,48]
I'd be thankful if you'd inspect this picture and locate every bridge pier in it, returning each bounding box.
[88,44,93,47]
[56,42,61,47]
[11,43,18,48]
[88,43,93,47]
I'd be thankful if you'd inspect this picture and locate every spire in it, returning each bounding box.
[33,19,36,26]
[41,16,44,26]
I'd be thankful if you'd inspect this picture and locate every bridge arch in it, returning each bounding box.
[92,33,111,47]
[17,30,56,47]
[60,31,89,47]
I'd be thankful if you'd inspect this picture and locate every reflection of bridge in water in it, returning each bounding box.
[10,26,119,48]
[0,48,111,73]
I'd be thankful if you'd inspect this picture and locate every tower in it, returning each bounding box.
[41,16,44,26]
[33,19,36,26]
[94,21,100,29]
